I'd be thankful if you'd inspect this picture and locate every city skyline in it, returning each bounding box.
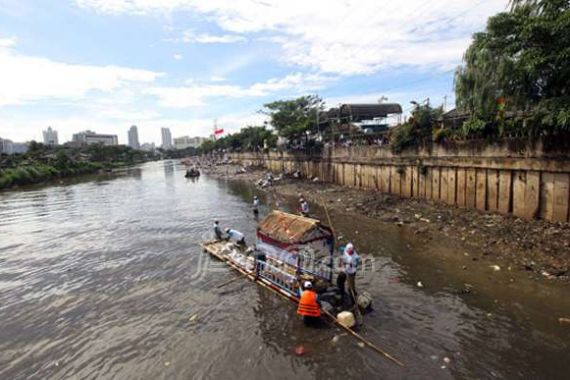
[0,1,509,145]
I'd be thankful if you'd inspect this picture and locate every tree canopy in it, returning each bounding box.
[454,0,570,136]
[262,95,324,140]
[199,126,277,153]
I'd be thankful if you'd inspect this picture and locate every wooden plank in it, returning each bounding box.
[540,172,555,220]
[466,168,476,209]
[440,167,449,203]
[457,168,466,207]
[402,166,412,198]
[498,170,512,214]
[425,167,433,199]
[417,166,425,198]
[380,166,390,193]
[412,166,419,197]
[476,169,487,210]
[512,171,527,218]
[553,173,569,222]
[392,167,402,196]
[525,171,541,219]
[486,169,499,212]
[447,167,457,205]
[432,167,441,200]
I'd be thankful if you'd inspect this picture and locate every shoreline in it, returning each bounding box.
[205,164,570,284]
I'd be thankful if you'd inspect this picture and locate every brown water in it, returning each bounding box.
[0,160,568,380]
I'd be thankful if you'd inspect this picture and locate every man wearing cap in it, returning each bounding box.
[338,242,360,305]
[297,281,321,326]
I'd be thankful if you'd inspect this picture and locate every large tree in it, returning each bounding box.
[262,95,324,140]
[455,0,570,135]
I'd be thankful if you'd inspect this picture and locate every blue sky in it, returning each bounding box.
[0,0,508,145]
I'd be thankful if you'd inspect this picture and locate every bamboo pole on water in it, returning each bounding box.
[216,272,250,289]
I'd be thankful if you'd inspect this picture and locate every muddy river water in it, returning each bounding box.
[0,160,568,379]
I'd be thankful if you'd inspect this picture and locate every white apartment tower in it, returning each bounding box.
[161,127,172,149]
[43,126,59,146]
[128,125,140,149]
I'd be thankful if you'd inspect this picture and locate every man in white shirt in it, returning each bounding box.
[337,242,360,305]
[225,228,246,247]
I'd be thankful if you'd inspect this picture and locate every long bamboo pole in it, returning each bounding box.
[322,309,405,367]
[216,272,250,289]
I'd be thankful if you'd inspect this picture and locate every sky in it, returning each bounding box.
[0,0,508,145]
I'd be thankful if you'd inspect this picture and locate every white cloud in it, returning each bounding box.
[75,0,508,75]
[145,72,336,108]
[181,30,246,44]
[173,53,183,60]
[0,36,17,48]
[0,39,163,106]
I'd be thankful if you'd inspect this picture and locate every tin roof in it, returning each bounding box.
[257,210,332,244]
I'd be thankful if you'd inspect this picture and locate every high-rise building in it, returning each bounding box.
[128,125,140,149]
[0,137,28,154]
[72,130,118,146]
[42,126,58,146]
[161,128,172,149]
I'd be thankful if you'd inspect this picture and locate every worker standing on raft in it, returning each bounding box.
[253,195,260,218]
[297,281,321,326]
[337,242,361,306]
[213,220,223,241]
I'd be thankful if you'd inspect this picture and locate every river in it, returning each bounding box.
[0,160,568,380]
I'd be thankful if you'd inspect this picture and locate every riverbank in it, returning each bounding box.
[204,164,570,284]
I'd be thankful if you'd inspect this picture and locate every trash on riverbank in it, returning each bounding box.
[559,317,570,325]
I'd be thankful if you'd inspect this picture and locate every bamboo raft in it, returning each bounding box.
[199,238,404,367]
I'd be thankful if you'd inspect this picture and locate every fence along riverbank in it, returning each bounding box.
[229,139,570,223]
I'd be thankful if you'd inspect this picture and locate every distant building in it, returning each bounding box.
[128,125,140,149]
[173,136,209,150]
[42,126,59,146]
[161,128,172,149]
[0,137,28,154]
[140,142,155,152]
[72,130,118,146]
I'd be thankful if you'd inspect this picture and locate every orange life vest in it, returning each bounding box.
[297,290,321,317]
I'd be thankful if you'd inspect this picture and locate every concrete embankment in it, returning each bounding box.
[231,139,570,224]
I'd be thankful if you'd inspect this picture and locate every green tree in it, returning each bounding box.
[390,105,443,153]
[454,0,570,136]
[262,95,324,140]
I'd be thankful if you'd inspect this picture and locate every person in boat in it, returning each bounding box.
[252,196,260,217]
[225,228,246,247]
[213,220,224,241]
[297,281,321,326]
[299,198,310,217]
[337,242,361,306]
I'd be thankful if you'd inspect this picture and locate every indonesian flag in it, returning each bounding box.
[214,128,224,136]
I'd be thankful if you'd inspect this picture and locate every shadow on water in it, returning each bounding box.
[0,161,568,380]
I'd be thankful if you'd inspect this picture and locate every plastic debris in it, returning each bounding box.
[294,346,305,356]
[189,314,198,322]
[416,281,424,288]
[357,342,365,348]
[443,357,451,364]
[490,265,501,271]
[337,311,356,328]
[559,317,570,325]
[164,361,171,367]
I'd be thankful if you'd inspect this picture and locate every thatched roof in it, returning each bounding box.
[257,210,332,244]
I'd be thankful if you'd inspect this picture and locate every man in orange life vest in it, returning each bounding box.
[297,281,321,326]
